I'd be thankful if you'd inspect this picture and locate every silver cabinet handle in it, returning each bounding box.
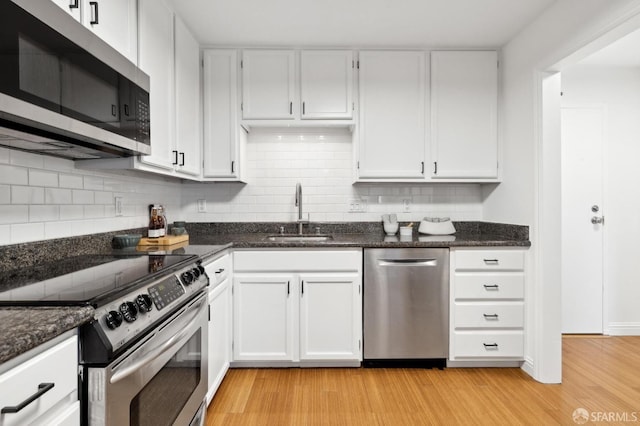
[483,284,499,290]
[483,343,499,350]
[483,313,499,320]
[1,383,55,414]
[591,216,604,225]
[179,152,185,166]
[69,0,79,9]
[483,259,499,265]
[172,150,178,165]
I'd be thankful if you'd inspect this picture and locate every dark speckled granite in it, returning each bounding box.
[0,227,147,271]
[186,221,530,248]
[0,306,94,365]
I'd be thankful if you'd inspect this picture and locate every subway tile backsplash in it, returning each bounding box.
[0,129,483,245]
[182,128,483,223]
[0,148,182,245]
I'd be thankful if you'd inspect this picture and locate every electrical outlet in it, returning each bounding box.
[114,196,123,216]
[403,199,411,212]
[197,199,207,213]
[349,198,367,213]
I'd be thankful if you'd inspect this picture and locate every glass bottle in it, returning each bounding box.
[157,205,167,237]
[148,205,162,238]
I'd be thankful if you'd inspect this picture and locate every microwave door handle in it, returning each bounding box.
[109,299,205,384]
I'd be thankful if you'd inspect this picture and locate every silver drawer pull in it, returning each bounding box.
[483,284,499,290]
[483,259,499,265]
[483,313,499,320]
[215,268,225,274]
[483,343,499,350]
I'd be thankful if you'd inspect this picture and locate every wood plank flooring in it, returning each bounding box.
[206,336,640,425]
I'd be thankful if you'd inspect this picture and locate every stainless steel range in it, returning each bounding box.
[0,249,220,426]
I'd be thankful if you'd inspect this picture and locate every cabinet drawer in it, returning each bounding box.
[454,250,524,271]
[452,332,523,358]
[454,273,524,299]
[0,336,78,426]
[204,253,231,287]
[234,250,362,272]
[454,302,524,328]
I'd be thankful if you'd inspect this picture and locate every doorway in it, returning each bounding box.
[560,105,605,334]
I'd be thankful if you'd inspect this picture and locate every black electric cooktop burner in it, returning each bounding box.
[0,253,197,306]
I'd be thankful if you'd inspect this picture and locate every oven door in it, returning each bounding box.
[86,292,208,426]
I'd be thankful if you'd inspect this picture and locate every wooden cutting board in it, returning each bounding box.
[137,234,189,246]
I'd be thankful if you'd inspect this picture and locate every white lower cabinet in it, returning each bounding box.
[203,252,232,405]
[232,250,362,366]
[449,248,527,363]
[0,334,79,426]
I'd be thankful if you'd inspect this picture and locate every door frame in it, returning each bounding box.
[534,7,640,383]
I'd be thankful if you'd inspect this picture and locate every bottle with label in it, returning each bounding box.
[148,205,163,238]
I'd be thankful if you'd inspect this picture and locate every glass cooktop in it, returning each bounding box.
[0,253,197,306]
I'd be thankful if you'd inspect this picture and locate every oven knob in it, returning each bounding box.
[136,294,153,313]
[119,301,138,322]
[197,265,205,275]
[181,270,195,285]
[105,310,123,329]
[192,267,201,279]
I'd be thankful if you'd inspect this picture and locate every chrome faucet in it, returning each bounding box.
[295,182,308,235]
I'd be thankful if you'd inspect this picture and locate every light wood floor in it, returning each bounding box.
[206,336,640,425]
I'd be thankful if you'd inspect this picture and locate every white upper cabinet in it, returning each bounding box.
[357,51,427,180]
[431,51,498,179]
[300,51,353,120]
[242,50,296,119]
[174,15,201,177]
[50,0,137,64]
[203,49,245,181]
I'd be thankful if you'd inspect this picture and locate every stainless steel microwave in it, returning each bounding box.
[0,0,151,160]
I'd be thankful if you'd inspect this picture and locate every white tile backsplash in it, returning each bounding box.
[0,130,483,245]
[0,151,182,245]
[182,128,483,223]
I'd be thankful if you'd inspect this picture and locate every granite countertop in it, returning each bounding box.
[0,306,94,365]
[186,221,531,248]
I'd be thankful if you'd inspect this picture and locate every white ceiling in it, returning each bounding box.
[578,29,640,67]
[167,0,557,48]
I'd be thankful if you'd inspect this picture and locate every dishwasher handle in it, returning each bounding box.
[378,258,438,267]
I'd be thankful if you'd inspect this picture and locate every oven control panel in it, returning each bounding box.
[94,262,208,352]
[149,276,185,310]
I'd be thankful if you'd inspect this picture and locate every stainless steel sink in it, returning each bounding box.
[264,234,334,242]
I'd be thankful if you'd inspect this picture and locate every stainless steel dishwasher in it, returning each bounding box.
[363,248,449,367]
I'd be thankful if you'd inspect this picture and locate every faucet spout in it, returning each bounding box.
[295,182,307,235]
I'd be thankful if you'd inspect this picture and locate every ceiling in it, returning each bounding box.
[578,29,640,67]
[166,0,557,48]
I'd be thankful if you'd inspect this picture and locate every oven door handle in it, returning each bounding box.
[109,299,205,384]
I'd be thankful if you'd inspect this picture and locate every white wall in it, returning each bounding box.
[562,65,640,334]
[0,147,182,245]
[182,128,483,223]
[483,0,640,383]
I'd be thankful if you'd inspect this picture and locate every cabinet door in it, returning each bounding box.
[81,0,137,64]
[241,50,295,119]
[233,274,296,361]
[357,51,426,179]
[137,0,175,170]
[431,51,498,179]
[50,0,82,21]
[299,274,361,361]
[207,279,231,401]
[300,51,353,119]
[174,16,201,177]
[203,50,241,179]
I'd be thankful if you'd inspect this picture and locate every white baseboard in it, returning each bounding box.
[521,356,535,378]
[607,322,640,336]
